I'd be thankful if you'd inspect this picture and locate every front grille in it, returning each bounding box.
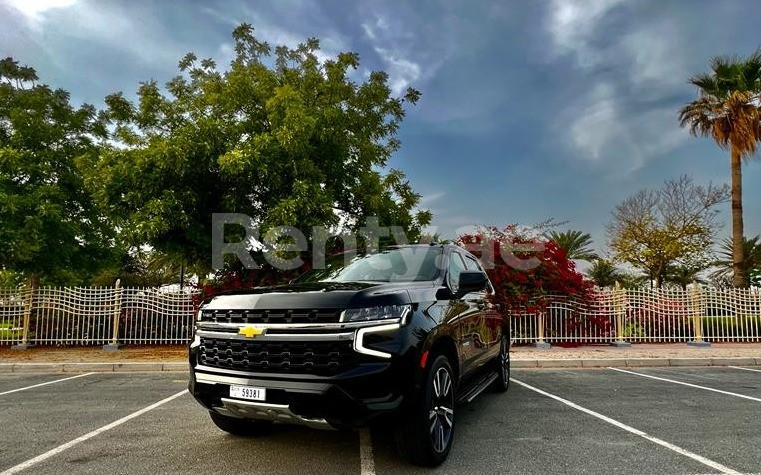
[198,338,359,376]
[200,309,341,324]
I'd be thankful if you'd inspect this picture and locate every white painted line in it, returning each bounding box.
[728,366,761,374]
[609,368,761,403]
[359,427,375,475]
[0,373,95,397]
[510,378,741,475]
[0,389,187,475]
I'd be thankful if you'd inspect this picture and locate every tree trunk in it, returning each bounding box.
[730,145,746,287]
[26,273,40,290]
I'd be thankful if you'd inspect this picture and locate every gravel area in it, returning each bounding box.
[512,342,761,360]
[0,345,188,362]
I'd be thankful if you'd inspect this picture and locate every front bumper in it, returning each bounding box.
[189,320,423,429]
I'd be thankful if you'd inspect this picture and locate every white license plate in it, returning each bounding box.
[229,385,266,401]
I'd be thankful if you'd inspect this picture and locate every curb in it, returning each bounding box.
[0,362,188,373]
[2,358,759,373]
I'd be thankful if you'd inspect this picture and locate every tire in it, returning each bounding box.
[209,411,273,436]
[491,335,510,392]
[396,354,456,467]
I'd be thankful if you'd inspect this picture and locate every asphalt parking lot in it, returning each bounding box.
[1,366,760,475]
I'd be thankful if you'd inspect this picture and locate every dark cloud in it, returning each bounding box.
[2,0,759,252]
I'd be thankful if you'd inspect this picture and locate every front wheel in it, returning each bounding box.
[396,354,456,467]
[209,411,273,436]
[491,335,510,392]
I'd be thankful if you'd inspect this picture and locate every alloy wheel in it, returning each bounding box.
[500,337,510,381]
[429,366,454,453]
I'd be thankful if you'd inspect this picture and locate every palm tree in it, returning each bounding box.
[547,230,598,262]
[679,50,761,287]
[586,259,621,288]
[662,265,707,290]
[710,235,761,285]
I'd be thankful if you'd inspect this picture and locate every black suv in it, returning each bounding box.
[189,244,510,466]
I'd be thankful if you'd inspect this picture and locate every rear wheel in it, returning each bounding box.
[491,335,510,392]
[209,411,273,436]
[396,354,456,467]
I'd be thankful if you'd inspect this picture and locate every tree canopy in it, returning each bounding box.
[710,235,761,286]
[607,175,729,288]
[0,57,113,286]
[547,230,597,262]
[586,259,623,288]
[83,24,430,274]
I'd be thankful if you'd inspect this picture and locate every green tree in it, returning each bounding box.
[84,24,430,273]
[547,230,597,262]
[0,58,112,287]
[751,268,761,286]
[662,265,707,290]
[0,269,22,288]
[709,235,761,286]
[607,176,728,288]
[585,259,622,288]
[679,50,761,287]
[91,248,185,288]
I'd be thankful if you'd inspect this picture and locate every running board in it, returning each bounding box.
[458,372,498,404]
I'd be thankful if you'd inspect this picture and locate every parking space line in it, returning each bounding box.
[510,378,741,475]
[728,366,761,374]
[359,427,375,475]
[0,389,187,475]
[609,368,761,403]
[0,373,95,397]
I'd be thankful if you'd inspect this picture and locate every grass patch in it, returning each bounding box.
[701,315,761,338]
[0,321,24,339]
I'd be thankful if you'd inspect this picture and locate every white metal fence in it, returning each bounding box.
[1,284,760,347]
[0,283,199,346]
[510,286,761,344]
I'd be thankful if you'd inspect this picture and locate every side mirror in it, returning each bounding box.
[457,271,487,296]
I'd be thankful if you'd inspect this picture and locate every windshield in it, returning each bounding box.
[296,247,443,283]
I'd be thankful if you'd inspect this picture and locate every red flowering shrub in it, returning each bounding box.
[458,225,593,313]
[458,225,603,343]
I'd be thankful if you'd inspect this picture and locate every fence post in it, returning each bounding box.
[687,282,710,347]
[11,286,35,350]
[103,280,123,350]
[611,281,631,347]
[534,311,551,349]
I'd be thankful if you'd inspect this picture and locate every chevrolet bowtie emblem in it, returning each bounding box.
[238,326,264,338]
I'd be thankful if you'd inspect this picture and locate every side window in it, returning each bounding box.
[447,252,467,293]
[464,254,493,294]
[463,255,482,271]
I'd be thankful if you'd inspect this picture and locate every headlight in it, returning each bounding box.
[341,304,410,323]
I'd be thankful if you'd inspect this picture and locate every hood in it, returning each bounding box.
[202,281,434,310]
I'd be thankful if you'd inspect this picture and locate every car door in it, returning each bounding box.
[446,250,485,378]
[462,254,502,366]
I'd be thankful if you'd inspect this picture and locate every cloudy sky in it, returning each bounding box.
[2,0,760,255]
